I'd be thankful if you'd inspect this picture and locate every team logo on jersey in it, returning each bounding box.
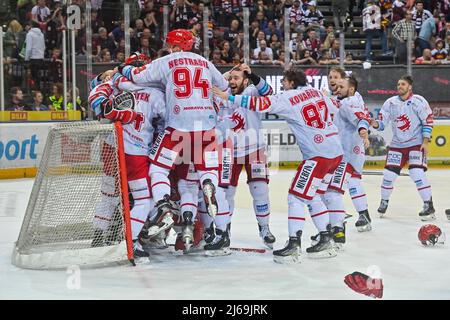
[396,114,411,132]
[353,146,361,154]
[314,134,324,144]
[174,105,181,115]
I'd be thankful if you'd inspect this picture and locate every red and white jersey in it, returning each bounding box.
[88,74,147,117]
[334,93,370,173]
[233,86,343,160]
[216,81,272,158]
[121,51,228,132]
[122,87,166,156]
[376,94,433,148]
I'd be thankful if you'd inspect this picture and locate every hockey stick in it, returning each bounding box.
[229,247,267,254]
[167,244,267,254]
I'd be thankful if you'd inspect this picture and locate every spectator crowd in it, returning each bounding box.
[1,0,450,112]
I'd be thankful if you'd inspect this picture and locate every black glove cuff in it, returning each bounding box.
[245,71,261,86]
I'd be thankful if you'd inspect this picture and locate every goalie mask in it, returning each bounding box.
[124,52,151,67]
[418,224,445,246]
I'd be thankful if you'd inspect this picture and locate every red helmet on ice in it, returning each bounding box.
[125,52,151,67]
[418,224,445,246]
[165,29,194,51]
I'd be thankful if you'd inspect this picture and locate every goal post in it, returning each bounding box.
[11,121,134,269]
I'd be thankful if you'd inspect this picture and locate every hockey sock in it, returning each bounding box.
[198,170,230,232]
[224,185,236,217]
[308,194,331,232]
[249,181,270,226]
[381,169,398,200]
[93,175,120,231]
[198,197,214,229]
[409,168,432,202]
[149,164,171,202]
[129,178,154,239]
[347,177,368,212]
[322,190,346,228]
[178,179,199,217]
[288,194,307,237]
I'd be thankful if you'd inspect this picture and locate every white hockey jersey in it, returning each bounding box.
[88,74,166,156]
[122,88,166,156]
[334,93,370,173]
[233,86,343,160]
[120,51,228,132]
[375,94,433,148]
[216,79,272,157]
[88,73,148,117]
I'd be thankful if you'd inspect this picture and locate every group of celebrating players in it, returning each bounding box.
[87,28,439,264]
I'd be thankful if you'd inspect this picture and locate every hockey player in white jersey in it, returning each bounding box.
[370,75,435,220]
[89,53,168,258]
[118,29,232,255]
[334,76,372,232]
[214,70,344,263]
[215,64,276,248]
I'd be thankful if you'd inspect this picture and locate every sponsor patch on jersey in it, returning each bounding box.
[221,148,232,182]
[157,147,178,167]
[149,132,165,157]
[314,134,324,144]
[293,160,317,194]
[251,162,267,179]
[173,105,181,115]
[330,162,346,189]
[386,150,402,167]
[408,150,423,166]
[349,187,357,196]
[256,204,269,213]
[414,179,424,187]
[204,151,219,168]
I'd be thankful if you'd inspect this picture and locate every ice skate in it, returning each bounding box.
[204,222,216,244]
[133,239,150,258]
[259,224,276,249]
[204,229,231,257]
[446,209,450,221]
[419,199,436,221]
[273,231,302,264]
[378,199,389,217]
[181,211,194,251]
[147,195,175,237]
[355,210,372,232]
[306,229,337,258]
[331,224,346,250]
[202,179,218,218]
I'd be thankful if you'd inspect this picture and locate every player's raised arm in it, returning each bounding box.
[240,63,273,96]
[118,52,161,85]
[212,86,287,115]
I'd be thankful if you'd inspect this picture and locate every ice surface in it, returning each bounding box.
[1,169,450,300]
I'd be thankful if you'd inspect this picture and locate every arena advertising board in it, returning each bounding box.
[1,120,449,178]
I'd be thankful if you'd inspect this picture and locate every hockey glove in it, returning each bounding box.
[101,94,137,124]
[344,271,383,299]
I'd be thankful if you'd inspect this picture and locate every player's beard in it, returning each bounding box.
[230,82,246,95]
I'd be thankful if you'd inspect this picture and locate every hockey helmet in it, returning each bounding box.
[418,224,445,246]
[124,52,151,67]
[165,29,194,51]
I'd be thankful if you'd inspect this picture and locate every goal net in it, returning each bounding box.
[11,121,133,269]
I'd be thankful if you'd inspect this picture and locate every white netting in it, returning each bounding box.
[12,122,130,269]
